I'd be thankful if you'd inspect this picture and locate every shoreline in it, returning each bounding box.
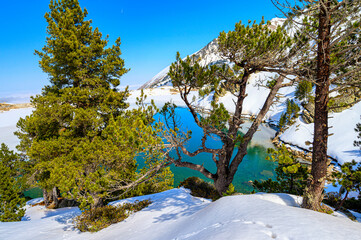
[0,103,33,112]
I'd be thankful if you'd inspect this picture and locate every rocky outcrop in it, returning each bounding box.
[301,102,315,124]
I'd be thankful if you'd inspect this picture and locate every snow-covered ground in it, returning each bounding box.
[281,102,361,165]
[0,188,360,240]
[0,108,34,151]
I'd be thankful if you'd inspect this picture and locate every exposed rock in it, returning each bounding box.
[329,90,361,113]
[301,102,315,124]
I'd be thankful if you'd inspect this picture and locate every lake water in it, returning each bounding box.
[22,107,278,198]
[156,107,278,193]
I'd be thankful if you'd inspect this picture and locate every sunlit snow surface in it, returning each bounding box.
[0,188,360,240]
[0,108,33,151]
[280,101,361,165]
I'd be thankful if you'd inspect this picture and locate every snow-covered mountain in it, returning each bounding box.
[139,18,286,90]
[139,39,225,89]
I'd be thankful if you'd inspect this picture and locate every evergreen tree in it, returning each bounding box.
[16,0,172,210]
[0,144,26,222]
[331,160,361,211]
[278,99,300,129]
[354,118,361,148]
[295,80,313,102]
[162,18,303,195]
[273,0,361,211]
[253,145,309,195]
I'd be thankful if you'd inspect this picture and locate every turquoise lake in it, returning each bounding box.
[156,107,278,193]
[24,107,278,198]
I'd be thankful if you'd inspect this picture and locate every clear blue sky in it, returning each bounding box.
[0,0,280,96]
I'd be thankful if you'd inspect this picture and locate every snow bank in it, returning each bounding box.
[0,108,33,151]
[1,188,360,240]
[281,101,361,164]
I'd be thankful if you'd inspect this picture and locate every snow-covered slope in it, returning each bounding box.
[1,188,360,240]
[139,39,225,89]
[280,101,361,165]
[139,18,286,90]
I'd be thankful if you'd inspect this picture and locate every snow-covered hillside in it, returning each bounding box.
[1,188,360,240]
[139,18,286,90]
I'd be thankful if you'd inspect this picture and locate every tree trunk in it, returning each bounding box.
[214,174,233,196]
[52,187,60,209]
[43,189,50,207]
[302,0,331,211]
[335,190,349,211]
[91,197,104,210]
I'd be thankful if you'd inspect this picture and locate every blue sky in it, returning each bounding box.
[0,0,280,97]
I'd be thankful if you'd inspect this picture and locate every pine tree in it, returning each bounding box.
[273,0,361,211]
[295,80,313,102]
[162,18,304,195]
[0,144,26,222]
[16,0,172,210]
[253,145,309,195]
[331,160,361,211]
[354,119,361,148]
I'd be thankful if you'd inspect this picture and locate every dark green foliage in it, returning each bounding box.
[295,80,313,101]
[16,0,173,210]
[325,120,361,212]
[74,200,151,232]
[324,192,361,215]
[278,99,300,129]
[178,177,220,201]
[218,17,292,65]
[253,145,309,195]
[331,160,361,211]
[354,119,361,148]
[0,144,26,222]
[342,197,361,213]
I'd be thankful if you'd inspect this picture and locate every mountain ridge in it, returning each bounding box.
[139,17,286,90]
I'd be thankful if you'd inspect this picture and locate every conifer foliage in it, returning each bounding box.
[278,99,300,129]
[16,0,172,210]
[162,18,301,195]
[253,145,309,195]
[0,144,26,222]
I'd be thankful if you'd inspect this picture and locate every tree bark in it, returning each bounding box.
[214,173,233,195]
[91,197,104,210]
[302,0,332,211]
[335,190,349,211]
[52,187,60,209]
[43,189,50,207]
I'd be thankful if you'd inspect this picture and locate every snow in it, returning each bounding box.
[281,101,361,165]
[1,188,361,240]
[0,108,33,151]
